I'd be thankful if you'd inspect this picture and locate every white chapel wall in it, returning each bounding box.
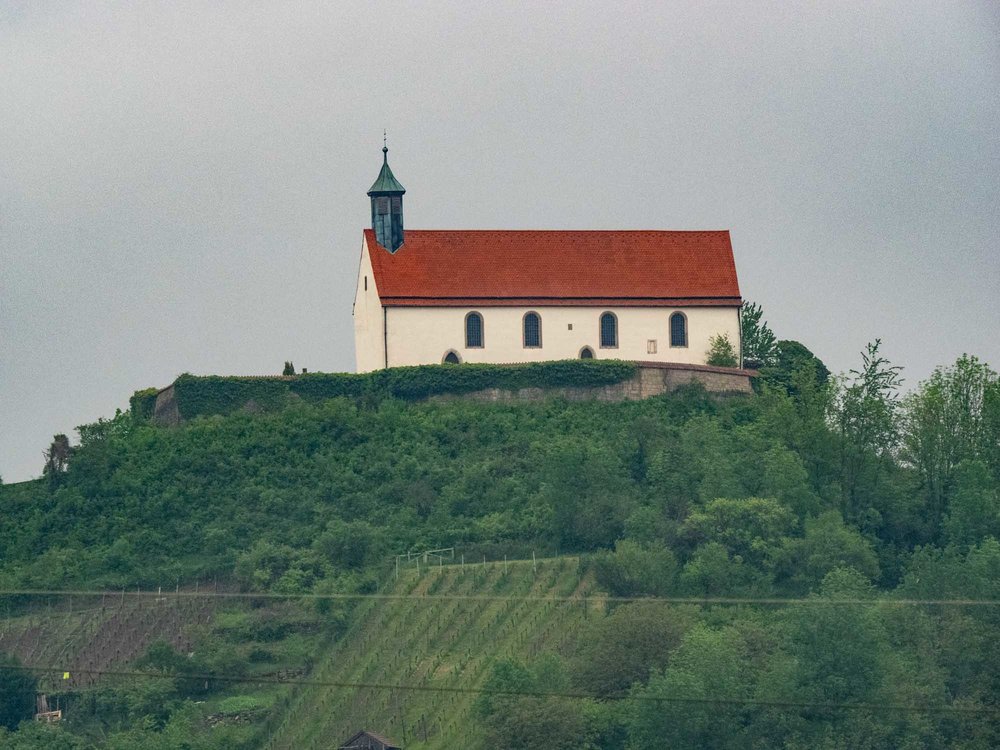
[379,305,741,369]
[352,242,385,373]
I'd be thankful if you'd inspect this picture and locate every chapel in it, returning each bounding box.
[353,147,743,373]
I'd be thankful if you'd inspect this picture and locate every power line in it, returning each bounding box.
[1,588,997,607]
[5,664,999,717]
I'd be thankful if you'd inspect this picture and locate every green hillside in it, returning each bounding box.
[1,351,998,748]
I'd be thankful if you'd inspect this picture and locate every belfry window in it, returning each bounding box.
[600,312,618,348]
[670,312,688,347]
[523,312,541,348]
[376,197,389,215]
[465,312,484,348]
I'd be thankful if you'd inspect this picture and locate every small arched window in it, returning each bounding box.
[465,312,484,348]
[579,346,594,359]
[523,312,541,348]
[443,351,461,364]
[670,312,687,347]
[599,312,618,348]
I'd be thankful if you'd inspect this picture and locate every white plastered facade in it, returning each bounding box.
[353,239,741,372]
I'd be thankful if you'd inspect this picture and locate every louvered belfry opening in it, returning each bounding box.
[367,145,406,252]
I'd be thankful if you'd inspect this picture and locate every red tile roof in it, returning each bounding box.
[365,229,741,306]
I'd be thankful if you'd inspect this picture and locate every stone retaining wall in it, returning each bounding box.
[150,362,755,425]
[427,362,754,404]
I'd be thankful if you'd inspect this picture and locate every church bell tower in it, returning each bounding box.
[367,142,406,252]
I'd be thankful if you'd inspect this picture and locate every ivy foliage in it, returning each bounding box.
[132,360,639,422]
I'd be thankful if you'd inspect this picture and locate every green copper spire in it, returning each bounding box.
[367,145,406,196]
[368,140,406,251]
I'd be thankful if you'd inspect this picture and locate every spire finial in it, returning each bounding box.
[383,130,388,160]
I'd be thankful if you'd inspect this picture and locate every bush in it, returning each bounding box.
[129,388,159,423]
[706,334,739,367]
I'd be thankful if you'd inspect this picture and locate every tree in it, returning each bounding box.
[0,653,37,730]
[831,340,903,521]
[741,301,778,369]
[761,339,831,396]
[590,539,677,597]
[540,438,632,550]
[681,496,797,572]
[706,333,739,367]
[628,625,753,749]
[477,658,588,750]
[943,460,1000,547]
[573,601,697,696]
[282,361,296,376]
[902,354,999,525]
[42,434,72,480]
[781,510,880,592]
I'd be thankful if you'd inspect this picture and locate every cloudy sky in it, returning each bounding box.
[1,1,998,482]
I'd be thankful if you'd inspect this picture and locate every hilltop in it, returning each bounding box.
[1,353,998,749]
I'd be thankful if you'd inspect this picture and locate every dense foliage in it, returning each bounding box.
[2,345,999,748]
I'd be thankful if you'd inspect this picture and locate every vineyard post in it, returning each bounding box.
[461,554,465,571]
[533,550,537,573]
[504,555,508,574]
[395,556,399,580]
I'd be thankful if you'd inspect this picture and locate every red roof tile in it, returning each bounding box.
[365,229,741,306]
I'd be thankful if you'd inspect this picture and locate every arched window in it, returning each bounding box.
[465,312,484,348]
[579,346,594,359]
[443,351,461,364]
[523,312,542,348]
[599,312,618,348]
[670,312,687,347]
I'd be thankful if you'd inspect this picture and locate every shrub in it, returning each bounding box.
[706,334,739,368]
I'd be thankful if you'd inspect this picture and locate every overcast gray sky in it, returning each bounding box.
[1,1,998,483]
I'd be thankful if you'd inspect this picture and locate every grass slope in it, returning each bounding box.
[265,556,597,750]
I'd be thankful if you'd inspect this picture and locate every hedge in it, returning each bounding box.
[131,360,638,422]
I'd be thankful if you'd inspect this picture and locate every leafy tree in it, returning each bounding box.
[627,624,753,749]
[706,333,739,367]
[902,354,1000,524]
[781,510,879,591]
[788,569,885,704]
[0,722,89,749]
[678,541,773,595]
[831,340,904,521]
[573,601,697,696]
[76,408,132,448]
[590,539,677,597]
[540,438,632,550]
[477,658,588,750]
[681,496,797,572]
[0,653,36,730]
[943,460,1000,547]
[42,433,72,480]
[740,300,778,369]
[761,339,831,395]
[282,361,296,376]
